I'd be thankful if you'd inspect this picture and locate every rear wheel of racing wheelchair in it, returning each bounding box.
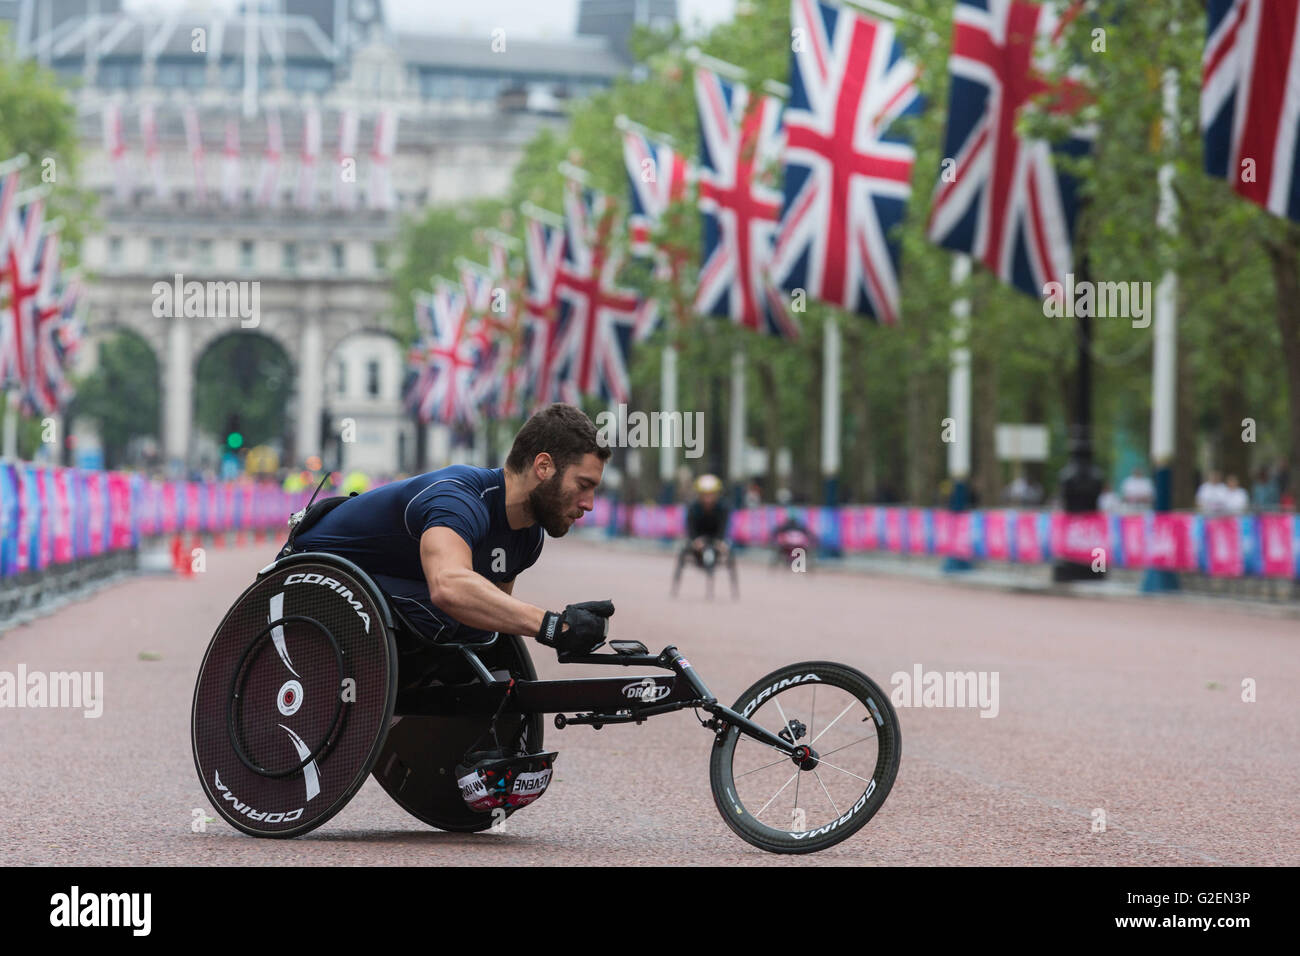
[191,554,398,838]
[371,630,544,833]
[710,661,901,853]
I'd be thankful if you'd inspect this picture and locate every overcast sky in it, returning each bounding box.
[122,0,738,39]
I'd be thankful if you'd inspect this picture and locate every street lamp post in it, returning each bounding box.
[1053,252,1105,582]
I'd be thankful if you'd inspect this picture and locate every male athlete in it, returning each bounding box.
[289,403,614,657]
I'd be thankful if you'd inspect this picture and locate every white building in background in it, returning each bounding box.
[3,0,668,474]
[326,329,406,474]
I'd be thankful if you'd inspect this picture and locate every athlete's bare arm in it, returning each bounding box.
[420,527,543,636]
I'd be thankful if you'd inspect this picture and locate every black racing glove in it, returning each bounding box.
[536,599,615,656]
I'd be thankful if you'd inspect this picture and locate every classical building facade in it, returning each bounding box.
[5,0,658,474]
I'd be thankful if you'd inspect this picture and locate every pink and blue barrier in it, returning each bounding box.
[586,501,1300,581]
[0,463,311,579]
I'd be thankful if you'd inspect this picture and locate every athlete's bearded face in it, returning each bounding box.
[529,453,604,537]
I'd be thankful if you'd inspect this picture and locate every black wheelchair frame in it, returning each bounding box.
[193,550,899,853]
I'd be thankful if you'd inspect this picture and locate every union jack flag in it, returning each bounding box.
[221,117,241,206]
[0,170,20,270]
[257,110,283,208]
[369,108,398,211]
[411,280,477,426]
[772,0,920,325]
[623,129,691,258]
[140,104,164,198]
[101,103,130,203]
[927,0,1091,298]
[183,104,208,205]
[1203,0,1300,221]
[460,259,508,419]
[296,106,322,209]
[44,279,83,412]
[1,195,44,395]
[26,232,64,414]
[521,208,568,409]
[405,291,438,421]
[694,67,798,338]
[484,233,530,418]
[551,179,648,403]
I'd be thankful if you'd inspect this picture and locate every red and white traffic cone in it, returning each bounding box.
[170,534,185,576]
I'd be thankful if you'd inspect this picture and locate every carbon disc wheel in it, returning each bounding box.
[192,557,397,838]
[709,661,901,854]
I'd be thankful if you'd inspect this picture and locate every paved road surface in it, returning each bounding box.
[1,536,1296,865]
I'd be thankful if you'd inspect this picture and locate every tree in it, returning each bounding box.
[1,21,96,457]
[69,332,159,469]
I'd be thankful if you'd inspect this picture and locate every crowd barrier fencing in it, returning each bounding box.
[3,465,1298,586]
[587,500,1300,582]
[0,463,310,580]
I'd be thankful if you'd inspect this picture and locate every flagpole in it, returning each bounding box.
[1143,65,1181,593]
[242,1,258,120]
[519,200,564,229]
[684,48,792,99]
[1052,233,1105,582]
[728,343,746,508]
[821,314,841,509]
[0,153,30,177]
[660,338,678,502]
[943,253,974,572]
[1,390,17,461]
[614,114,678,147]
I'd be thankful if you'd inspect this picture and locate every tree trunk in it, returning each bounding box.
[1173,306,1198,509]
[803,322,823,502]
[1217,363,1249,485]
[905,349,925,505]
[854,382,875,503]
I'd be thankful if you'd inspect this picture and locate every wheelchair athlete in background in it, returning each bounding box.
[771,509,817,571]
[671,474,738,598]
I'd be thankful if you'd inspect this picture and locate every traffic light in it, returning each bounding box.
[225,413,243,450]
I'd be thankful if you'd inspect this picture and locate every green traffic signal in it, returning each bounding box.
[226,432,243,449]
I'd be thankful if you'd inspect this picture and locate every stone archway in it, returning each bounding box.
[192,330,295,474]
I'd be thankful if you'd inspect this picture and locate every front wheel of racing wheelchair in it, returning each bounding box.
[191,551,544,838]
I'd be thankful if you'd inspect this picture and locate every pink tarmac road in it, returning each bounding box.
[1,535,1297,866]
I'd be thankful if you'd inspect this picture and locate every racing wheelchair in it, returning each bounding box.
[670,536,740,599]
[191,551,901,853]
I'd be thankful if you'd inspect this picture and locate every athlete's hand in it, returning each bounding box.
[566,599,614,620]
[536,600,615,656]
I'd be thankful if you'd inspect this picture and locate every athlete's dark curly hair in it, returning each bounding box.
[506,403,611,476]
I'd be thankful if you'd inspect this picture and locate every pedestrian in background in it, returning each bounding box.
[1223,474,1249,515]
[1252,466,1279,511]
[1120,467,1154,511]
[1196,470,1228,515]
